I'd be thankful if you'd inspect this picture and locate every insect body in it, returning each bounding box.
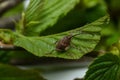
[56,35,72,52]
[56,34,79,52]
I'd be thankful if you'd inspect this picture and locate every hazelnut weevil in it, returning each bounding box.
[55,33,80,52]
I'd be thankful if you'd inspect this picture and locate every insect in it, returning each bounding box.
[55,33,80,52]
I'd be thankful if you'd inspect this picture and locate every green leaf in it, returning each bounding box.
[84,53,120,80]
[41,3,107,35]
[109,39,120,56]
[0,63,45,80]
[83,0,99,8]
[25,0,44,22]
[13,16,108,59]
[24,0,80,36]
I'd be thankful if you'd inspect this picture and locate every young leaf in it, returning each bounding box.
[24,0,80,36]
[84,53,120,80]
[0,63,45,80]
[109,39,120,56]
[25,0,44,22]
[13,16,108,59]
[0,29,14,43]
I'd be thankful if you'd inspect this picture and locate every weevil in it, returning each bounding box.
[55,33,80,52]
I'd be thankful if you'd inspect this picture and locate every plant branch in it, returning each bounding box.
[0,41,24,51]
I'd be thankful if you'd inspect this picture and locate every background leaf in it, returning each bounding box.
[41,3,107,36]
[0,63,45,80]
[13,16,108,59]
[24,0,80,36]
[25,0,44,22]
[84,53,120,80]
[2,2,23,17]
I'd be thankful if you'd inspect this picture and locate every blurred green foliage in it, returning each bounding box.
[0,0,120,79]
[0,0,120,62]
[2,3,23,17]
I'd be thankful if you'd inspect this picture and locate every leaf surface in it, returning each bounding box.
[24,0,80,36]
[14,16,108,59]
[84,53,120,80]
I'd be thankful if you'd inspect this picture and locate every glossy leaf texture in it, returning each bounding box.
[0,64,45,80]
[13,16,108,59]
[84,53,120,80]
[24,0,80,36]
